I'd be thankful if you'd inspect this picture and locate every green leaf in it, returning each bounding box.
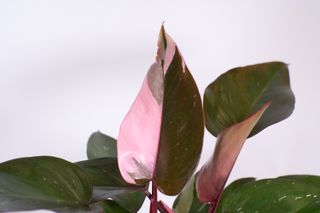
[90,200,130,213]
[87,131,117,159]
[76,158,146,201]
[85,133,147,212]
[173,175,209,213]
[112,191,146,213]
[204,61,295,137]
[295,202,320,213]
[154,26,204,195]
[57,200,130,213]
[0,156,92,212]
[216,175,320,213]
[219,177,256,195]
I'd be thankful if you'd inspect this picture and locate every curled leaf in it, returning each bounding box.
[196,102,271,206]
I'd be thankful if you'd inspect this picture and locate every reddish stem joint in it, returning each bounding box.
[149,180,158,213]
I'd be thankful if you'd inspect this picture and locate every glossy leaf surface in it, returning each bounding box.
[216,175,320,213]
[118,26,204,195]
[0,156,92,212]
[196,102,270,205]
[204,62,295,137]
[173,175,209,213]
[154,41,204,195]
[76,158,145,200]
[87,131,117,159]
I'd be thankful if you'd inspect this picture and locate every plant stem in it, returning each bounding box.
[208,203,215,213]
[145,190,152,200]
[149,180,158,213]
[157,200,174,213]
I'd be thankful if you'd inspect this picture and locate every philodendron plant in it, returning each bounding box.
[1,25,318,213]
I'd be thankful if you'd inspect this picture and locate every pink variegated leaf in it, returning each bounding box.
[117,26,204,195]
[196,102,271,209]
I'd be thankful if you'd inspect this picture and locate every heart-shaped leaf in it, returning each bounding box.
[216,175,320,213]
[76,158,146,201]
[204,62,295,137]
[87,131,117,159]
[0,156,92,212]
[117,26,204,195]
[173,174,209,213]
[196,102,270,207]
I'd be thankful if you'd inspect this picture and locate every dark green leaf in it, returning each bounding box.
[173,175,209,213]
[112,191,146,213]
[295,201,320,213]
[87,131,117,159]
[219,177,256,195]
[0,156,92,212]
[76,158,146,201]
[90,200,130,213]
[216,175,320,213]
[57,200,130,213]
[155,27,204,195]
[86,133,146,212]
[204,62,295,137]
[87,132,146,212]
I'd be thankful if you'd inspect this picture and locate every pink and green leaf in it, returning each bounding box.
[196,102,270,207]
[117,26,204,195]
[197,62,295,210]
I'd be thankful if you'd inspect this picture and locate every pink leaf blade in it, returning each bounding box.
[196,101,271,206]
[118,26,204,196]
[117,65,163,184]
[117,26,176,185]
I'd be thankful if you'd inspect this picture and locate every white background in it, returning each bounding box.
[1,1,320,212]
